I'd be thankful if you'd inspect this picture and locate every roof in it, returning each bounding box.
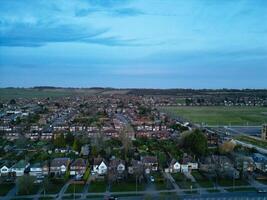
[109,159,125,168]
[12,160,28,169]
[51,158,71,167]
[93,158,107,166]
[142,156,157,163]
[71,158,87,167]
[30,163,42,168]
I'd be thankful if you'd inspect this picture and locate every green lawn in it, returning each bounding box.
[65,184,85,193]
[191,171,214,188]
[217,178,249,187]
[43,181,65,194]
[111,181,145,192]
[159,106,267,125]
[152,172,173,190]
[0,183,14,196]
[172,173,197,191]
[17,184,41,195]
[88,181,107,193]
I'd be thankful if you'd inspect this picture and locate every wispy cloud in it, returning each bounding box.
[75,7,144,17]
[112,8,144,16]
[0,22,142,47]
[85,0,132,8]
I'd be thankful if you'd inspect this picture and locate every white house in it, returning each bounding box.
[169,159,181,173]
[0,164,11,176]
[29,163,43,177]
[188,162,198,170]
[11,160,30,176]
[181,164,189,173]
[92,158,108,175]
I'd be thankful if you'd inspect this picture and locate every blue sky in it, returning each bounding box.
[0,0,266,88]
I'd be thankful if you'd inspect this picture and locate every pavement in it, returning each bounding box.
[1,174,267,200]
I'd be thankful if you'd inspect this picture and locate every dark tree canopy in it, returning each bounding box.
[183,129,207,157]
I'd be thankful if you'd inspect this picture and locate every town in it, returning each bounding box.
[0,89,267,200]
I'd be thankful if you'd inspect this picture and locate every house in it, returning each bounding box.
[29,163,43,177]
[167,159,181,173]
[50,158,71,176]
[233,154,255,173]
[128,159,143,175]
[70,158,87,176]
[80,144,90,157]
[199,156,216,174]
[188,162,198,170]
[213,155,240,179]
[11,160,30,176]
[92,158,108,175]
[141,156,158,174]
[42,161,49,175]
[180,155,198,173]
[180,163,189,173]
[253,153,267,172]
[0,162,13,176]
[109,159,126,179]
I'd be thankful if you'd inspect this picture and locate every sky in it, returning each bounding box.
[0,0,267,89]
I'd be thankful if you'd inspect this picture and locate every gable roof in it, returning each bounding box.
[93,158,107,166]
[12,160,28,169]
[50,158,71,167]
[71,158,87,167]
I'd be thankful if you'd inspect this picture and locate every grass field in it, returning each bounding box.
[0,88,130,100]
[0,88,102,100]
[160,106,267,125]
[235,135,267,149]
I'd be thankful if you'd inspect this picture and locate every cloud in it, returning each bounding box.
[112,8,144,16]
[86,0,132,8]
[75,7,144,17]
[0,22,140,47]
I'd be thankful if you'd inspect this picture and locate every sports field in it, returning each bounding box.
[160,106,267,126]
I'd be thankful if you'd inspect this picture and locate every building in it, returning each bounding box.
[262,124,267,140]
[29,163,43,177]
[11,160,30,176]
[50,158,71,176]
[141,156,158,174]
[92,158,108,175]
[70,158,87,176]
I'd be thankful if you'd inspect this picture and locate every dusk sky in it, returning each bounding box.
[0,0,267,88]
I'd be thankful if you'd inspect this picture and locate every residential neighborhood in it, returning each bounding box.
[0,93,267,200]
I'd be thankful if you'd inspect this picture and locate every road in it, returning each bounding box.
[2,171,266,200]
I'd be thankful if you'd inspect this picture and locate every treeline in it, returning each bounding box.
[128,89,267,97]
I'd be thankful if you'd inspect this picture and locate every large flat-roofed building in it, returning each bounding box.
[262,124,267,140]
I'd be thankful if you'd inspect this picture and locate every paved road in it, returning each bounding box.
[234,140,267,154]
[2,175,267,200]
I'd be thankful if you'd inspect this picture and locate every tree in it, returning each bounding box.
[17,175,35,195]
[119,125,133,160]
[65,132,74,146]
[9,99,16,105]
[157,152,167,168]
[53,133,66,148]
[72,138,81,152]
[183,129,207,157]
[219,140,236,154]
[91,145,98,157]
